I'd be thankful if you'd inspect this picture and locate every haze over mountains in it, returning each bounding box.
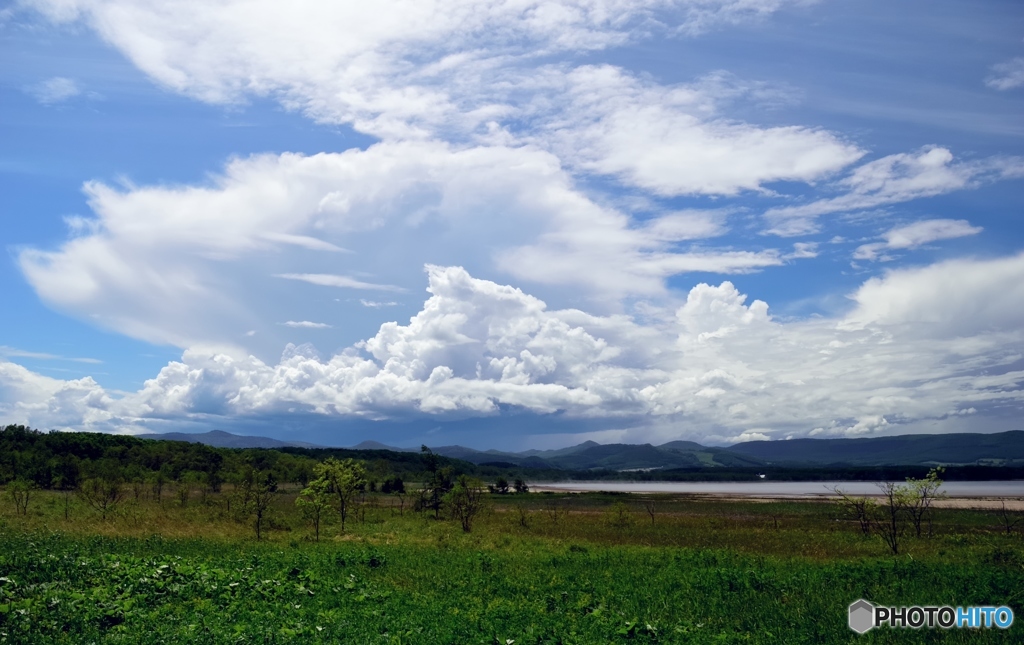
[140,430,1024,471]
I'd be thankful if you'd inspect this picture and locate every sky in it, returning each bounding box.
[1,0,1023,450]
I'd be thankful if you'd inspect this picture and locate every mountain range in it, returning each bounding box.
[140,429,1024,470]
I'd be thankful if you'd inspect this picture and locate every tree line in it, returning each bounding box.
[0,425,532,539]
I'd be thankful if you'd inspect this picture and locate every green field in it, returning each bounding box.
[1,488,1022,643]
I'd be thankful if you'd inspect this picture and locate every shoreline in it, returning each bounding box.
[529,482,1024,510]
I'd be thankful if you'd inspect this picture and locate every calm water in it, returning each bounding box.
[534,481,1024,497]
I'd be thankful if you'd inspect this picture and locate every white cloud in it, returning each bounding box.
[4,260,1023,442]
[276,274,404,292]
[0,346,102,364]
[25,0,814,139]
[26,76,80,104]
[0,361,115,430]
[20,141,810,351]
[281,321,332,329]
[841,252,1024,337]
[986,57,1024,91]
[24,0,859,200]
[764,147,1024,236]
[853,218,983,261]
[360,300,399,308]
[539,65,863,196]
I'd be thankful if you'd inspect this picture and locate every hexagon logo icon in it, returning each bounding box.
[849,599,875,634]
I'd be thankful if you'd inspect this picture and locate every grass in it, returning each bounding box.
[0,488,1022,643]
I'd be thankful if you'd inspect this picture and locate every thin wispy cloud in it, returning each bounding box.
[986,57,1024,91]
[854,219,983,261]
[280,321,332,329]
[0,346,102,364]
[26,76,80,104]
[276,273,405,292]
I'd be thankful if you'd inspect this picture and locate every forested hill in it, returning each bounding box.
[0,425,489,490]
[725,430,1024,466]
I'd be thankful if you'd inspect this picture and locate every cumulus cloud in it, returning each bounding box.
[26,76,80,104]
[765,147,1024,236]
[4,262,1023,442]
[986,57,1024,91]
[841,252,1024,337]
[19,141,809,351]
[853,218,983,261]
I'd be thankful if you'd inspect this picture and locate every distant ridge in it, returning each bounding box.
[350,440,414,452]
[137,430,324,449]
[725,430,1024,466]
[136,429,1024,471]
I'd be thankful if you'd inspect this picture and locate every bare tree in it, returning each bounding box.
[237,468,277,541]
[78,477,124,520]
[641,498,657,525]
[995,501,1022,536]
[874,482,907,555]
[830,486,876,536]
[515,504,530,528]
[8,479,32,516]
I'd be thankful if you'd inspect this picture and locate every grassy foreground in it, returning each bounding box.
[0,490,1022,644]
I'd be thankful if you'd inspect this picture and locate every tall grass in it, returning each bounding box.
[0,488,1022,643]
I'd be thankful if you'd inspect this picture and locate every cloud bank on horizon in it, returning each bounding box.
[2,0,1023,448]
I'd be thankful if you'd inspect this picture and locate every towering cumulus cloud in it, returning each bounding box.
[5,260,1023,443]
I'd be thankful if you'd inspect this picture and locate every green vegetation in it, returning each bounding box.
[1,482,1023,643]
[1,425,1023,642]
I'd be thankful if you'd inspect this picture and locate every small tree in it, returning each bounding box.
[382,475,407,515]
[296,476,331,542]
[830,486,876,536]
[607,501,634,529]
[317,458,366,532]
[150,471,166,505]
[444,475,488,532]
[995,501,1022,536]
[903,467,945,538]
[641,497,657,525]
[492,477,510,494]
[513,478,530,494]
[237,468,277,541]
[52,473,74,520]
[8,479,32,516]
[874,481,907,555]
[515,503,530,528]
[418,446,453,520]
[78,477,124,520]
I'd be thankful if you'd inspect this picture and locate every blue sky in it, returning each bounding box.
[1,0,1022,449]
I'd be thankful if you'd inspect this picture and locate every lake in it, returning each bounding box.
[533,480,1024,497]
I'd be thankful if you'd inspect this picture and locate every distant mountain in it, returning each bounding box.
[138,430,324,449]
[725,430,1024,466]
[136,429,1024,472]
[427,440,764,471]
[351,440,414,452]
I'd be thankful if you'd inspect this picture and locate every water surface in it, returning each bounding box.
[534,481,1024,497]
